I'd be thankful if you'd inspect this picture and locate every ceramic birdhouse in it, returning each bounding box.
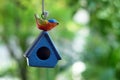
[24,31,61,68]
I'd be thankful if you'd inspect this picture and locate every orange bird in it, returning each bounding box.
[35,14,59,31]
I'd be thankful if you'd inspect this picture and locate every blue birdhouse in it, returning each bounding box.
[24,31,61,68]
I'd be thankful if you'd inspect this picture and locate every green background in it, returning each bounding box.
[0,0,120,80]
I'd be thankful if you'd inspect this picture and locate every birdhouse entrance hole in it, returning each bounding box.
[37,47,50,60]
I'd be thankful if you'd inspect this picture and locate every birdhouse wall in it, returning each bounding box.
[26,35,59,67]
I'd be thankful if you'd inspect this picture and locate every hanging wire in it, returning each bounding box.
[42,0,44,15]
[41,0,48,19]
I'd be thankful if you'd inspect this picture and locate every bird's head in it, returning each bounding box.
[48,19,59,25]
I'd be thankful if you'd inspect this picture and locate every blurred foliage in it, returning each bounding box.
[82,0,120,80]
[0,0,120,80]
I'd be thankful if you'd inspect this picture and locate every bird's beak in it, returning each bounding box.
[56,22,59,25]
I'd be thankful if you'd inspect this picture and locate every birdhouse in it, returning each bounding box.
[24,31,61,68]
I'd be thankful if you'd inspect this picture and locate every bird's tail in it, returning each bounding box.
[34,14,44,24]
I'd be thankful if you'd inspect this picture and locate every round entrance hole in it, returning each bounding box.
[37,47,50,60]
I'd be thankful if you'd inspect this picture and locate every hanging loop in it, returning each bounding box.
[41,11,49,20]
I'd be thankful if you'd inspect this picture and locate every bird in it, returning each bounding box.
[35,14,59,31]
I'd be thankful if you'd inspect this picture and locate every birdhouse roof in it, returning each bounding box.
[24,31,61,60]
